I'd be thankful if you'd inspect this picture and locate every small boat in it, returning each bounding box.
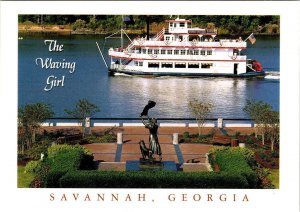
[100,16,265,78]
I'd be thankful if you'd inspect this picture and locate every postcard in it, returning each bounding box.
[0,1,299,212]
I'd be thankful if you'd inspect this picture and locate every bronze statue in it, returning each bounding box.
[139,100,162,162]
[139,140,152,160]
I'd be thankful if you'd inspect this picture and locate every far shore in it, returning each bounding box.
[18,24,280,37]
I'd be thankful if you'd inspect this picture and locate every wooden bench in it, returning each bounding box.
[212,135,238,147]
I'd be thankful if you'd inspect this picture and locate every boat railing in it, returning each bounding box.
[151,28,165,41]
[109,50,247,60]
[129,40,246,48]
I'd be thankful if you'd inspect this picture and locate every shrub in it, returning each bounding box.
[26,139,52,160]
[33,144,94,187]
[234,131,241,138]
[183,132,190,139]
[48,149,83,172]
[24,160,42,174]
[59,171,250,188]
[72,19,86,31]
[246,136,255,144]
[47,144,92,157]
[209,147,258,188]
[272,151,279,158]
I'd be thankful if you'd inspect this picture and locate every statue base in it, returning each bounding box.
[126,160,178,171]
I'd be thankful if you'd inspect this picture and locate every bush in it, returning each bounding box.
[234,131,241,138]
[272,151,279,158]
[47,144,92,157]
[26,139,52,160]
[84,133,116,143]
[48,149,83,172]
[32,144,94,187]
[183,132,190,139]
[59,170,250,188]
[72,19,86,31]
[44,170,68,188]
[24,160,42,174]
[209,147,258,188]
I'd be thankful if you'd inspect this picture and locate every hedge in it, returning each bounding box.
[209,147,258,188]
[35,144,94,187]
[59,170,250,188]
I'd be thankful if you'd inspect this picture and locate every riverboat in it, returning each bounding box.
[104,17,264,77]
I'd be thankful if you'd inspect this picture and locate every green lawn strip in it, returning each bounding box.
[268,169,279,188]
[18,166,35,188]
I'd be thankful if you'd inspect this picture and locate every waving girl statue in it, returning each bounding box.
[140,100,162,162]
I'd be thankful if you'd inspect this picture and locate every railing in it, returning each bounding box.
[151,28,165,41]
[41,118,256,128]
[109,50,247,61]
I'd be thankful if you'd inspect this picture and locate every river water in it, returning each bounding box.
[18,34,279,119]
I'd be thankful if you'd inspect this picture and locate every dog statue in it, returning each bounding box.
[139,140,152,160]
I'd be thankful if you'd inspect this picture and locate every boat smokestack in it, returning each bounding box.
[146,15,150,40]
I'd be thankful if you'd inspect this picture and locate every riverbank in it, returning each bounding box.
[18,23,280,36]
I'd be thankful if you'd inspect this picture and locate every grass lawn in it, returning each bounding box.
[268,169,279,189]
[18,166,34,188]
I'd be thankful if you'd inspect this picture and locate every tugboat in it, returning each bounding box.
[101,16,264,77]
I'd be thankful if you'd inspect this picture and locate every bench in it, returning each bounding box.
[212,135,238,147]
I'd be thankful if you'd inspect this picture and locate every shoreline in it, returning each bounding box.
[18,24,280,37]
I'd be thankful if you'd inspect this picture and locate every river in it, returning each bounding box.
[18,34,279,119]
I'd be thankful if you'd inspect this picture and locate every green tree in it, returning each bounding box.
[64,99,100,137]
[87,16,98,32]
[265,110,279,152]
[189,99,213,135]
[243,100,277,146]
[18,103,54,153]
[72,19,86,31]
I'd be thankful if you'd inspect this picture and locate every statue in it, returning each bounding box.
[139,100,162,162]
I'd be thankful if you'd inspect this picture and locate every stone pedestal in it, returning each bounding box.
[84,117,91,135]
[117,132,123,144]
[173,133,179,144]
[217,118,223,128]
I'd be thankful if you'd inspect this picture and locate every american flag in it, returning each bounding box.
[248,33,256,44]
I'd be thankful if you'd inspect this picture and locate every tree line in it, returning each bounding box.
[18,15,279,35]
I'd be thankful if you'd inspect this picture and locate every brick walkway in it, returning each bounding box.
[83,126,215,169]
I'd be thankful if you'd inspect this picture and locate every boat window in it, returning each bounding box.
[142,49,146,54]
[147,49,153,54]
[187,50,193,55]
[174,23,177,27]
[161,63,173,68]
[139,61,143,66]
[194,50,199,55]
[167,50,173,55]
[148,62,159,68]
[165,36,170,41]
[180,50,186,55]
[170,23,173,27]
[153,49,159,54]
[201,63,213,69]
[161,49,166,54]
[180,22,185,27]
[200,50,206,55]
[175,63,186,68]
[188,63,199,68]
[134,61,139,66]
[207,50,212,55]
[174,50,179,55]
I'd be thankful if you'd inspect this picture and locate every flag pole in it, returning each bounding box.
[244,33,253,42]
